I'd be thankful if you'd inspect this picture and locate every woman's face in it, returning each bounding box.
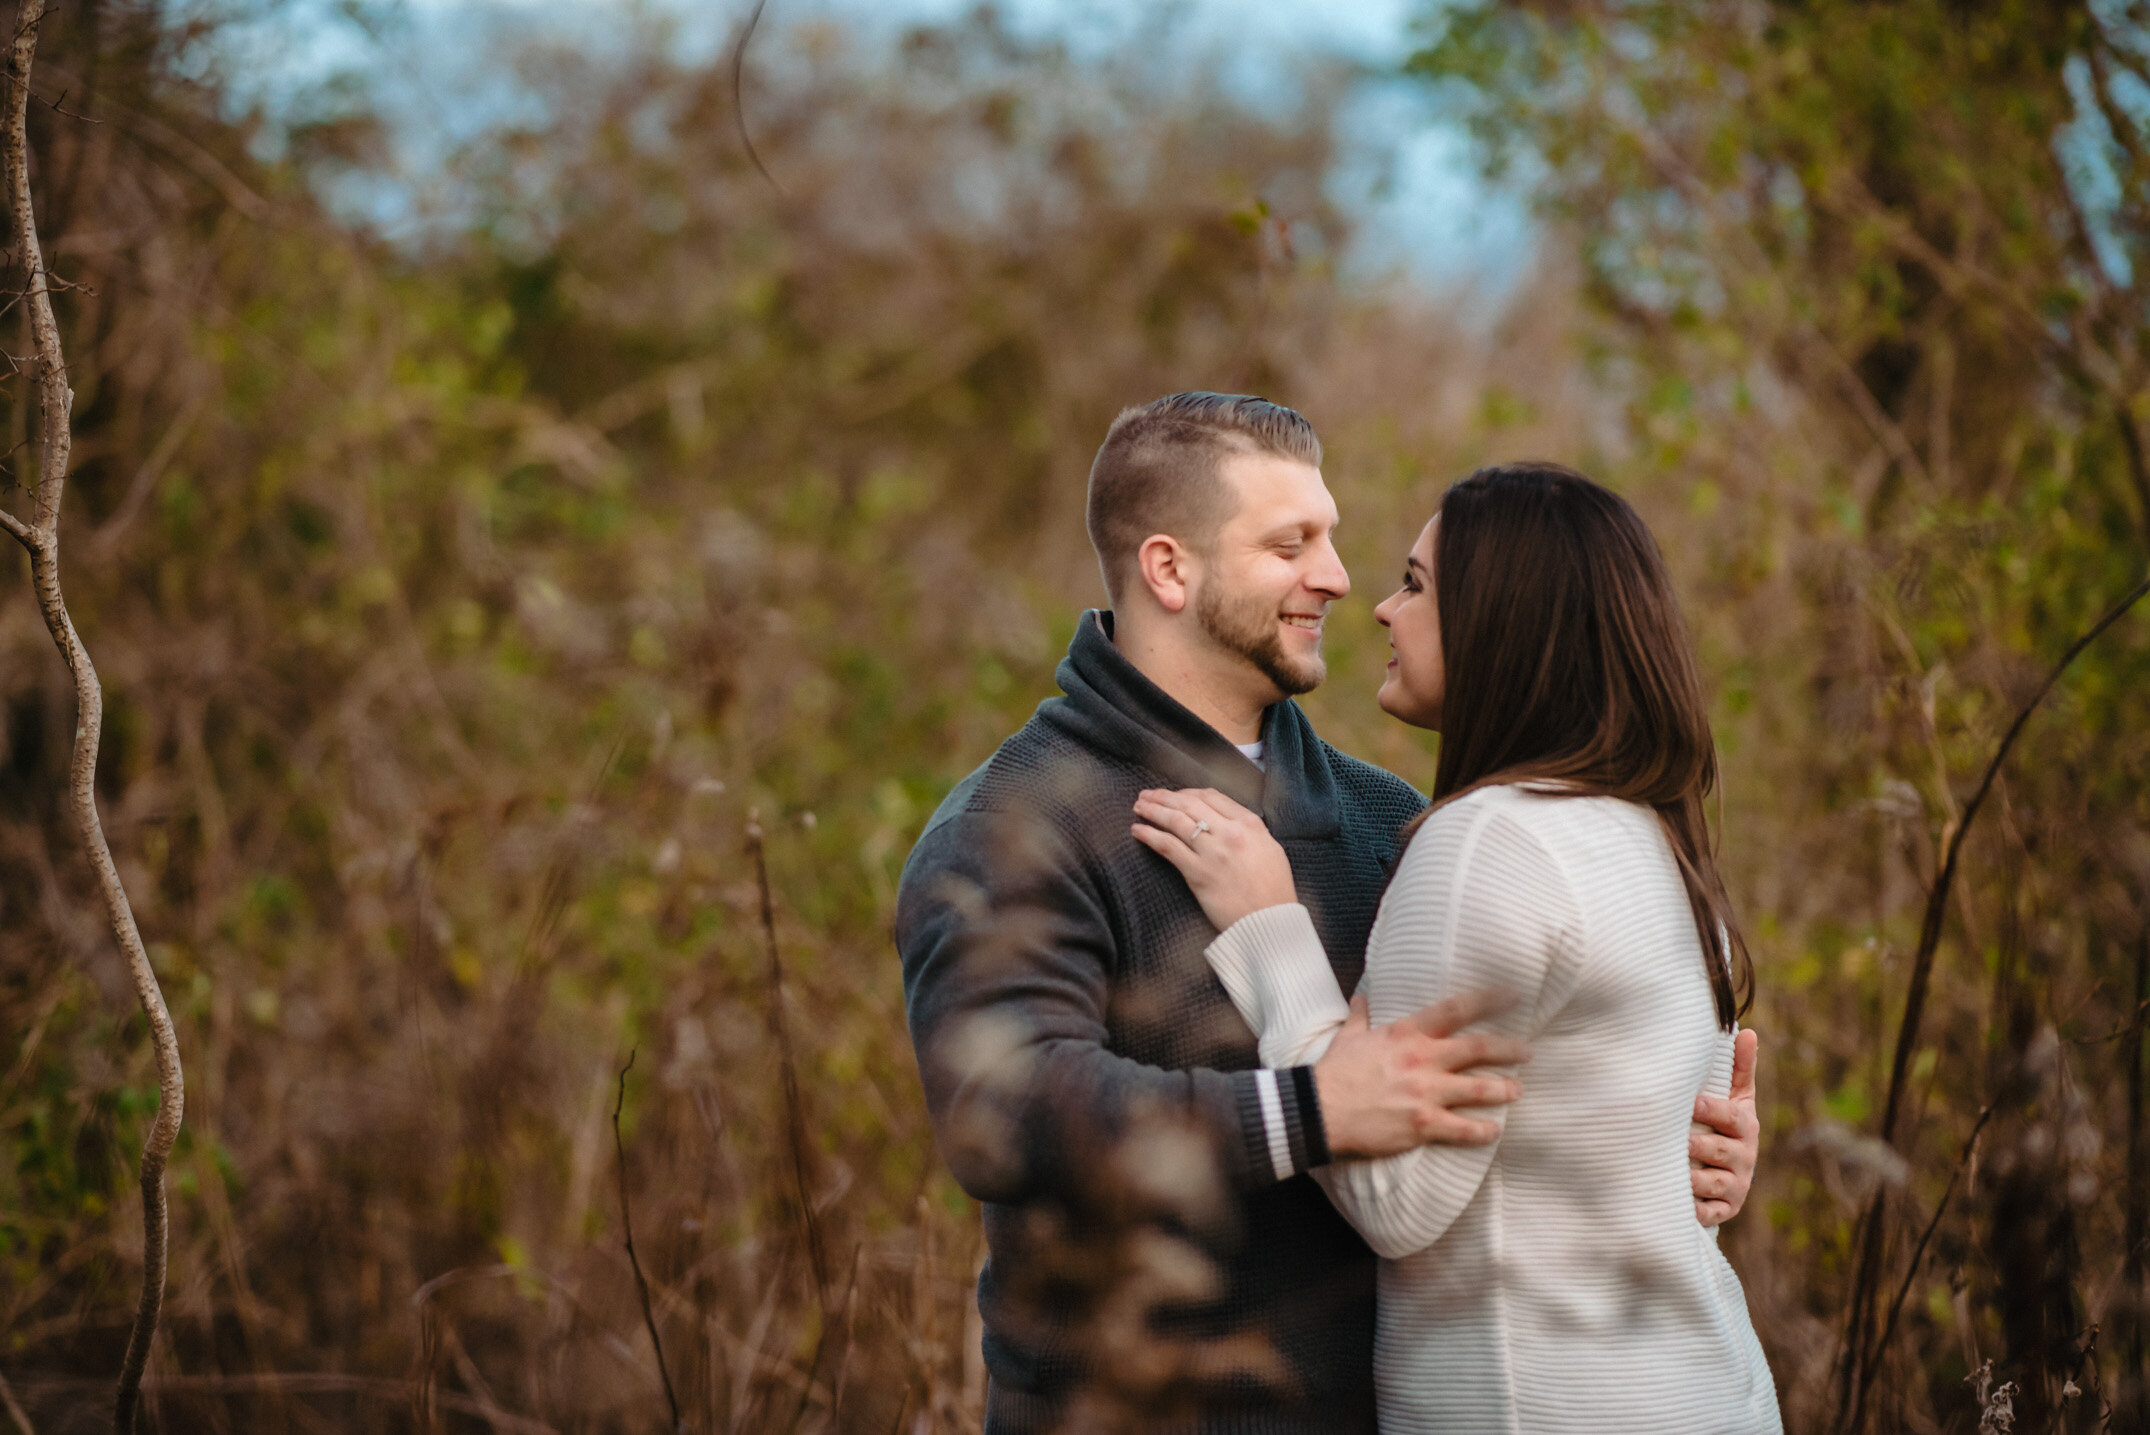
[1372,516,1444,730]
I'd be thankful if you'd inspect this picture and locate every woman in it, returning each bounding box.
[1131,462,1780,1433]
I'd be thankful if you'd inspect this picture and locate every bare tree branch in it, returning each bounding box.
[1877,571,2150,1147]
[730,0,781,196]
[0,4,183,1430]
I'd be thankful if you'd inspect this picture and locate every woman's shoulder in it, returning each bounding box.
[1409,784,1661,877]
[1402,783,1582,876]
[1389,785,1590,936]
[1419,781,1644,831]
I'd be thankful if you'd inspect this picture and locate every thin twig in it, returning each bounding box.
[0,6,182,1431]
[35,86,95,124]
[612,1050,683,1432]
[747,810,830,1293]
[829,1243,864,1424]
[512,734,625,984]
[729,0,781,196]
[1870,1103,1995,1368]
[1836,570,2150,1433]
[784,1243,862,1435]
[2123,929,2148,1428]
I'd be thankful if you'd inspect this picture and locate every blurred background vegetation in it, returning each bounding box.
[0,0,2146,1430]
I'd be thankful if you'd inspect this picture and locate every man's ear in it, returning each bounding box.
[1134,534,1198,614]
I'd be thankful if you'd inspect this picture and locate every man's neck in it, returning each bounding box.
[1108,612,1268,745]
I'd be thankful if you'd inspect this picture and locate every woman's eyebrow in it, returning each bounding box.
[1406,555,1429,576]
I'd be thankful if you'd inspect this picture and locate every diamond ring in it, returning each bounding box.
[1191,821,1210,842]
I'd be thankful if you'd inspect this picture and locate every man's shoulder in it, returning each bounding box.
[917,709,1112,835]
[901,707,1126,890]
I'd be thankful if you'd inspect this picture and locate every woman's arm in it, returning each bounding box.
[1318,798,1575,1257]
[1215,794,1578,1259]
[1203,902,1351,1067]
[1134,787,1528,1156]
[1157,783,1762,1233]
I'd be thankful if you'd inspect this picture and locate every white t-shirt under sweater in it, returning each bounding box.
[1205,783,1781,1435]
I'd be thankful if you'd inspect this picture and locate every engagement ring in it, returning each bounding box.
[1191,821,1210,841]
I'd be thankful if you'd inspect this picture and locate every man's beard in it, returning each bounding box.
[1196,579,1325,697]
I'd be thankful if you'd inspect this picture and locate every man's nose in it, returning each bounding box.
[1307,537,1349,598]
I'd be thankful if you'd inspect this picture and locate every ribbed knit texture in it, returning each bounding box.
[1206,784,1783,1434]
[898,611,1425,1433]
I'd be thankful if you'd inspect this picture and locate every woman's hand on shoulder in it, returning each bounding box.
[1131,787,1297,931]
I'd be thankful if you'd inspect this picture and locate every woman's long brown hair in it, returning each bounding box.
[1409,461,1752,1028]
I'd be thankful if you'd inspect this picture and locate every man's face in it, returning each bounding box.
[1191,451,1349,698]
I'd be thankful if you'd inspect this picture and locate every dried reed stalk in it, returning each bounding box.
[2123,930,2148,1428]
[746,811,831,1292]
[1872,1101,1995,1366]
[0,4,183,1430]
[613,1049,683,1431]
[1835,570,2150,1433]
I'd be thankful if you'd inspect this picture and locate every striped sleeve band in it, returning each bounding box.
[1233,1064,1333,1184]
[1254,1068,1293,1181]
[1286,1064,1330,1169]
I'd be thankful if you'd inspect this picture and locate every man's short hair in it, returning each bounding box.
[1085,392,1323,604]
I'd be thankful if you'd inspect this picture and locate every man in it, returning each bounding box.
[897,393,1759,1432]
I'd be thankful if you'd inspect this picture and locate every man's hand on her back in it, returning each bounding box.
[1690,1027,1761,1226]
[1313,987,1529,1159]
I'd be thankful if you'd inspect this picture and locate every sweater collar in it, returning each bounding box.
[1039,610,1341,841]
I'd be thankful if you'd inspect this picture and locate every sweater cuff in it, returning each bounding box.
[1231,1065,1331,1182]
[1289,1064,1331,1168]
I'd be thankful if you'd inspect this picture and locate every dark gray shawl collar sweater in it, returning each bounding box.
[898,610,1425,1434]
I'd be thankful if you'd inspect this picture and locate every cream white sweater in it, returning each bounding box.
[1206,784,1781,1434]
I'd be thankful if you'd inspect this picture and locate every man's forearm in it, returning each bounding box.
[914,1006,1329,1205]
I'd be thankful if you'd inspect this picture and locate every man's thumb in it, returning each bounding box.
[1731,1027,1759,1099]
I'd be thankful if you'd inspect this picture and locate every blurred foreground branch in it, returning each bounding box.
[0,2,183,1431]
[1836,569,2150,1432]
[0,1369,32,1435]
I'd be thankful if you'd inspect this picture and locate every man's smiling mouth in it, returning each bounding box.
[1281,614,1323,630]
